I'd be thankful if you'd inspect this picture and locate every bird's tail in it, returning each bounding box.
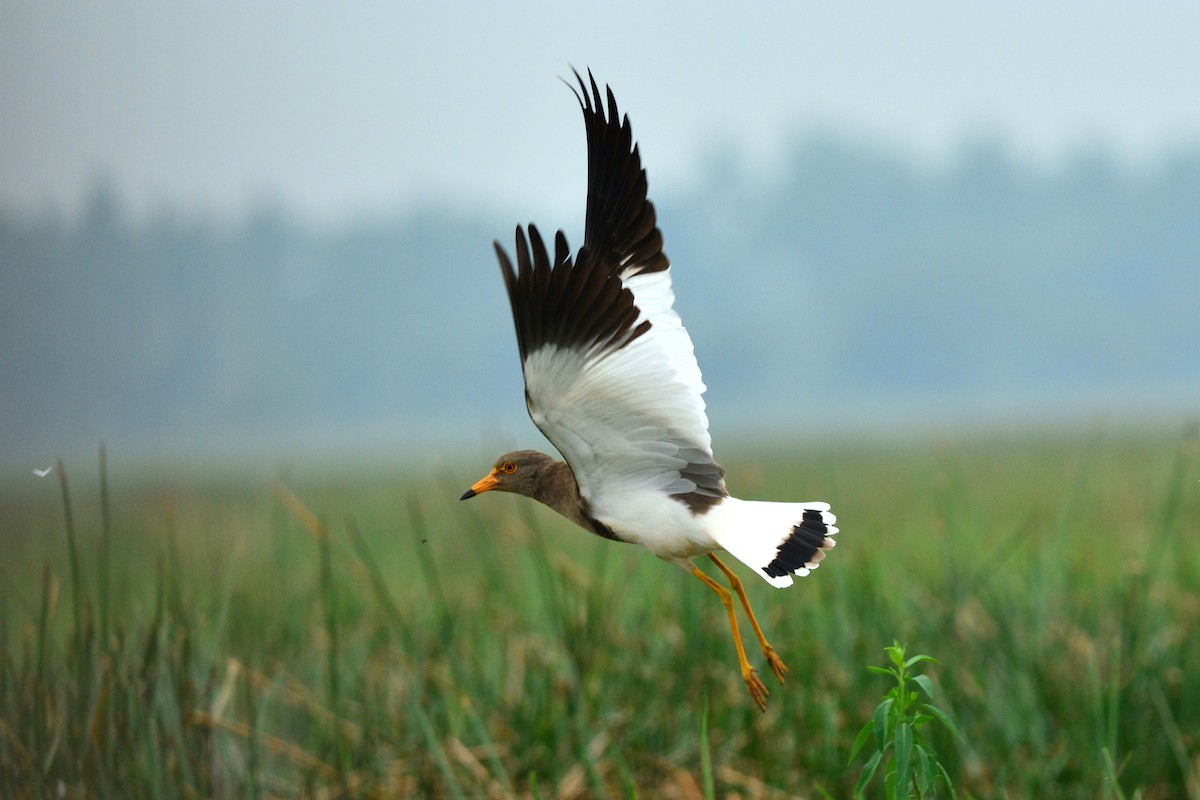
[707,497,838,588]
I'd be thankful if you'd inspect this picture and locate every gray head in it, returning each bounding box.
[460,450,557,501]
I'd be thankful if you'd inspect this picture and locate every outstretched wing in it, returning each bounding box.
[494,69,726,515]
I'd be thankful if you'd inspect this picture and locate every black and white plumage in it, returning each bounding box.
[462,70,839,710]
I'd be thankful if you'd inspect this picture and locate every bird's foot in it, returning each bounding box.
[763,645,789,685]
[743,667,769,713]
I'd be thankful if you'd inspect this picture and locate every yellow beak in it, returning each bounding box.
[460,470,499,500]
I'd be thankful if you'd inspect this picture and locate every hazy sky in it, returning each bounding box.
[4,2,1199,225]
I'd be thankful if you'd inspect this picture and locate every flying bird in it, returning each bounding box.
[461,69,838,711]
[33,466,53,478]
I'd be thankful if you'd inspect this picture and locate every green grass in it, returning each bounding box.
[1,426,1198,798]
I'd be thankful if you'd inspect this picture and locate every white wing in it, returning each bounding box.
[495,70,726,515]
[521,263,721,504]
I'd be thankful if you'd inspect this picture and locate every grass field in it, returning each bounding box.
[1,425,1198,798]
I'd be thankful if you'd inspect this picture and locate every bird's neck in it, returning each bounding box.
[534,460,591,529]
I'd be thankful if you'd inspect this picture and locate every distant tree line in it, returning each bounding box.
[3,138,1198,457]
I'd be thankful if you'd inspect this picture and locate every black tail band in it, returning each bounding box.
[763,509,829,578]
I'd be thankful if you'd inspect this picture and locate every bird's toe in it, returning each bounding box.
[764,646,789,685]
[744,668,769,713]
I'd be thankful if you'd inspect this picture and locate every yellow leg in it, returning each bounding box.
[708,554,789,685]
[690,565,769,712]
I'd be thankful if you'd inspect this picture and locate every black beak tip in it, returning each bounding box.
[459,488,476,501]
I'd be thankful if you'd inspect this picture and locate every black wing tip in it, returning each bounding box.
[495,224,572,265]
[564,68,669,278]
[563,65,588,102]
[560,66,617,128]
[561,65,600,113]
[494,239,513,281]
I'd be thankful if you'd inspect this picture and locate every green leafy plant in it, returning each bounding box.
[850,642,963,799]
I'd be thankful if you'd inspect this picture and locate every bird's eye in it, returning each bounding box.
[500,462,517,474]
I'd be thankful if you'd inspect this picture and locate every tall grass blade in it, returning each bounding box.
[34,563,55,772]
[407,496,454,637]
[242,676,261,800]
[1101,747,1130,800]
[410,699,467,800]
[97,443,111,649]
[344,516,407,629]
[1149,681,1197,797]
[55,459,84,658]
[315,512,348,786]
[700,700,715,800]
[1148,421,1198,580]
[517,502,567,641]
[460,697,514,795]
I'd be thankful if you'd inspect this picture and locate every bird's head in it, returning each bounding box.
[460,450,556,500]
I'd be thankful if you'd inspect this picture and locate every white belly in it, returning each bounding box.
[590,486,721,560]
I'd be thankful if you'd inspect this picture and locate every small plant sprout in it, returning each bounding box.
[850,642,963,799]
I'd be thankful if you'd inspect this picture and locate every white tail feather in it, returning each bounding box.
[707,497,839,588]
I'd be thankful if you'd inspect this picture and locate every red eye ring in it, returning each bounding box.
[501,462,517,474]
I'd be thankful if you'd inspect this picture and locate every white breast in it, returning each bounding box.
[591,488,722,560]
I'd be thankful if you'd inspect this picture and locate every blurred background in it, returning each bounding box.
[3,2,1198,477]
